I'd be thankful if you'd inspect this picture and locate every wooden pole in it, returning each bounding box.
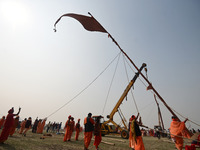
[88,12,192,136]
[91,12,180,118]
[89,11,178,119]
[101,141,115,146]
[107,33,180,121]
[154,94,165,130]
[91,139,115,146]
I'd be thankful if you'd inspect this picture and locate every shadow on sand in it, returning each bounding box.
[0,143,16,150]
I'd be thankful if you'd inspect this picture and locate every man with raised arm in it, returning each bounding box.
[0,107,21,143]
[170,116,190,150]
[129,113,145,150]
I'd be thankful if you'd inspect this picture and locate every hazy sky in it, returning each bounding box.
[0,0,199,130]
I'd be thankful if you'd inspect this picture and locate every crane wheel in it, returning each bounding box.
[121,130,129,139]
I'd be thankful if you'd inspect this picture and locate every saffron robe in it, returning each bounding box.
[36,121,42,133]
[0,113,14,143]
[75,122,80,140]
[9,117,19,136]
[84,117,95,149]
[37,120,46,134]
[93,122,102,149]
[129,119,145,150]
[63,119,71,141]
[170,120,191,150]
[0,117,5,129]
[69,120,75,140]
[19,120,26,134]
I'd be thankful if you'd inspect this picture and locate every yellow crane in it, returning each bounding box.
[93,63,146,139]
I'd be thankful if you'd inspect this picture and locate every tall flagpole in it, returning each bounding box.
[88,12,180,121]
[154,94,165,130]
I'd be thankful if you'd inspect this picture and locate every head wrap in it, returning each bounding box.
[172,116,178,121]
[88,113,92,117]
[8,107,14,114]
[130,115,135,121]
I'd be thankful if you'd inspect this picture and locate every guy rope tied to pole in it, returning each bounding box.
[54,12,192,136]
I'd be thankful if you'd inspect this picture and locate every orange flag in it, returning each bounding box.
[54,13,107,33]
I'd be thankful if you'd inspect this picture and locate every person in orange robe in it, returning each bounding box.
[69,117,75,141]
[9,115,19,136]
[63,115,71,142]
[0,107,21,143]
[0,116,5,129]
[75,119,81,141]
[32,117,39,133]
[84,113,95,150]
[23,117,32,136]
[149,129,154,137]
[129,117,135,149]
[129,114,145,150]
[37,118,46,134]
[40,118,46,133]
[93,116,102,150]
[19,118,27,134]
[36,119,42,133]
[170,116,190,150]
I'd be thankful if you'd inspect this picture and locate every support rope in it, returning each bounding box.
[101,52,121,115]
[154,94,200,128]
[145,126,200,143]
[123,57,148,88]
[123,56,200,128]
[47,52,121,118]
[170,107,200,127]
[101,53,140,120]
[122,54,139,113]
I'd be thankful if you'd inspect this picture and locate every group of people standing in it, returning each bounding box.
[0,107,195,150]
[128,113,197,150]
[63,113,101,150]
[31,117,47,134]
[81,112,146,150]
[46,121,62,133]
[0,107,48,144]
[0,108,145,150]
[18,116,46,136]
[19,117,32,136]
[63,115,76,141]
[128,114,194,150]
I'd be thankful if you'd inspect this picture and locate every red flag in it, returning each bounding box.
[54,13,107,33]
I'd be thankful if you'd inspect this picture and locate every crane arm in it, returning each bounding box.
[106,63,146,123]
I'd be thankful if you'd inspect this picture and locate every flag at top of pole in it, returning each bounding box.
[53,12,187,129]
[54,12,108,33]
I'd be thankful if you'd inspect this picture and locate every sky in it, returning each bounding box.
[0,0,199,130]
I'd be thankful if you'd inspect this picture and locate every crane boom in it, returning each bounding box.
[104,63,146,129]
